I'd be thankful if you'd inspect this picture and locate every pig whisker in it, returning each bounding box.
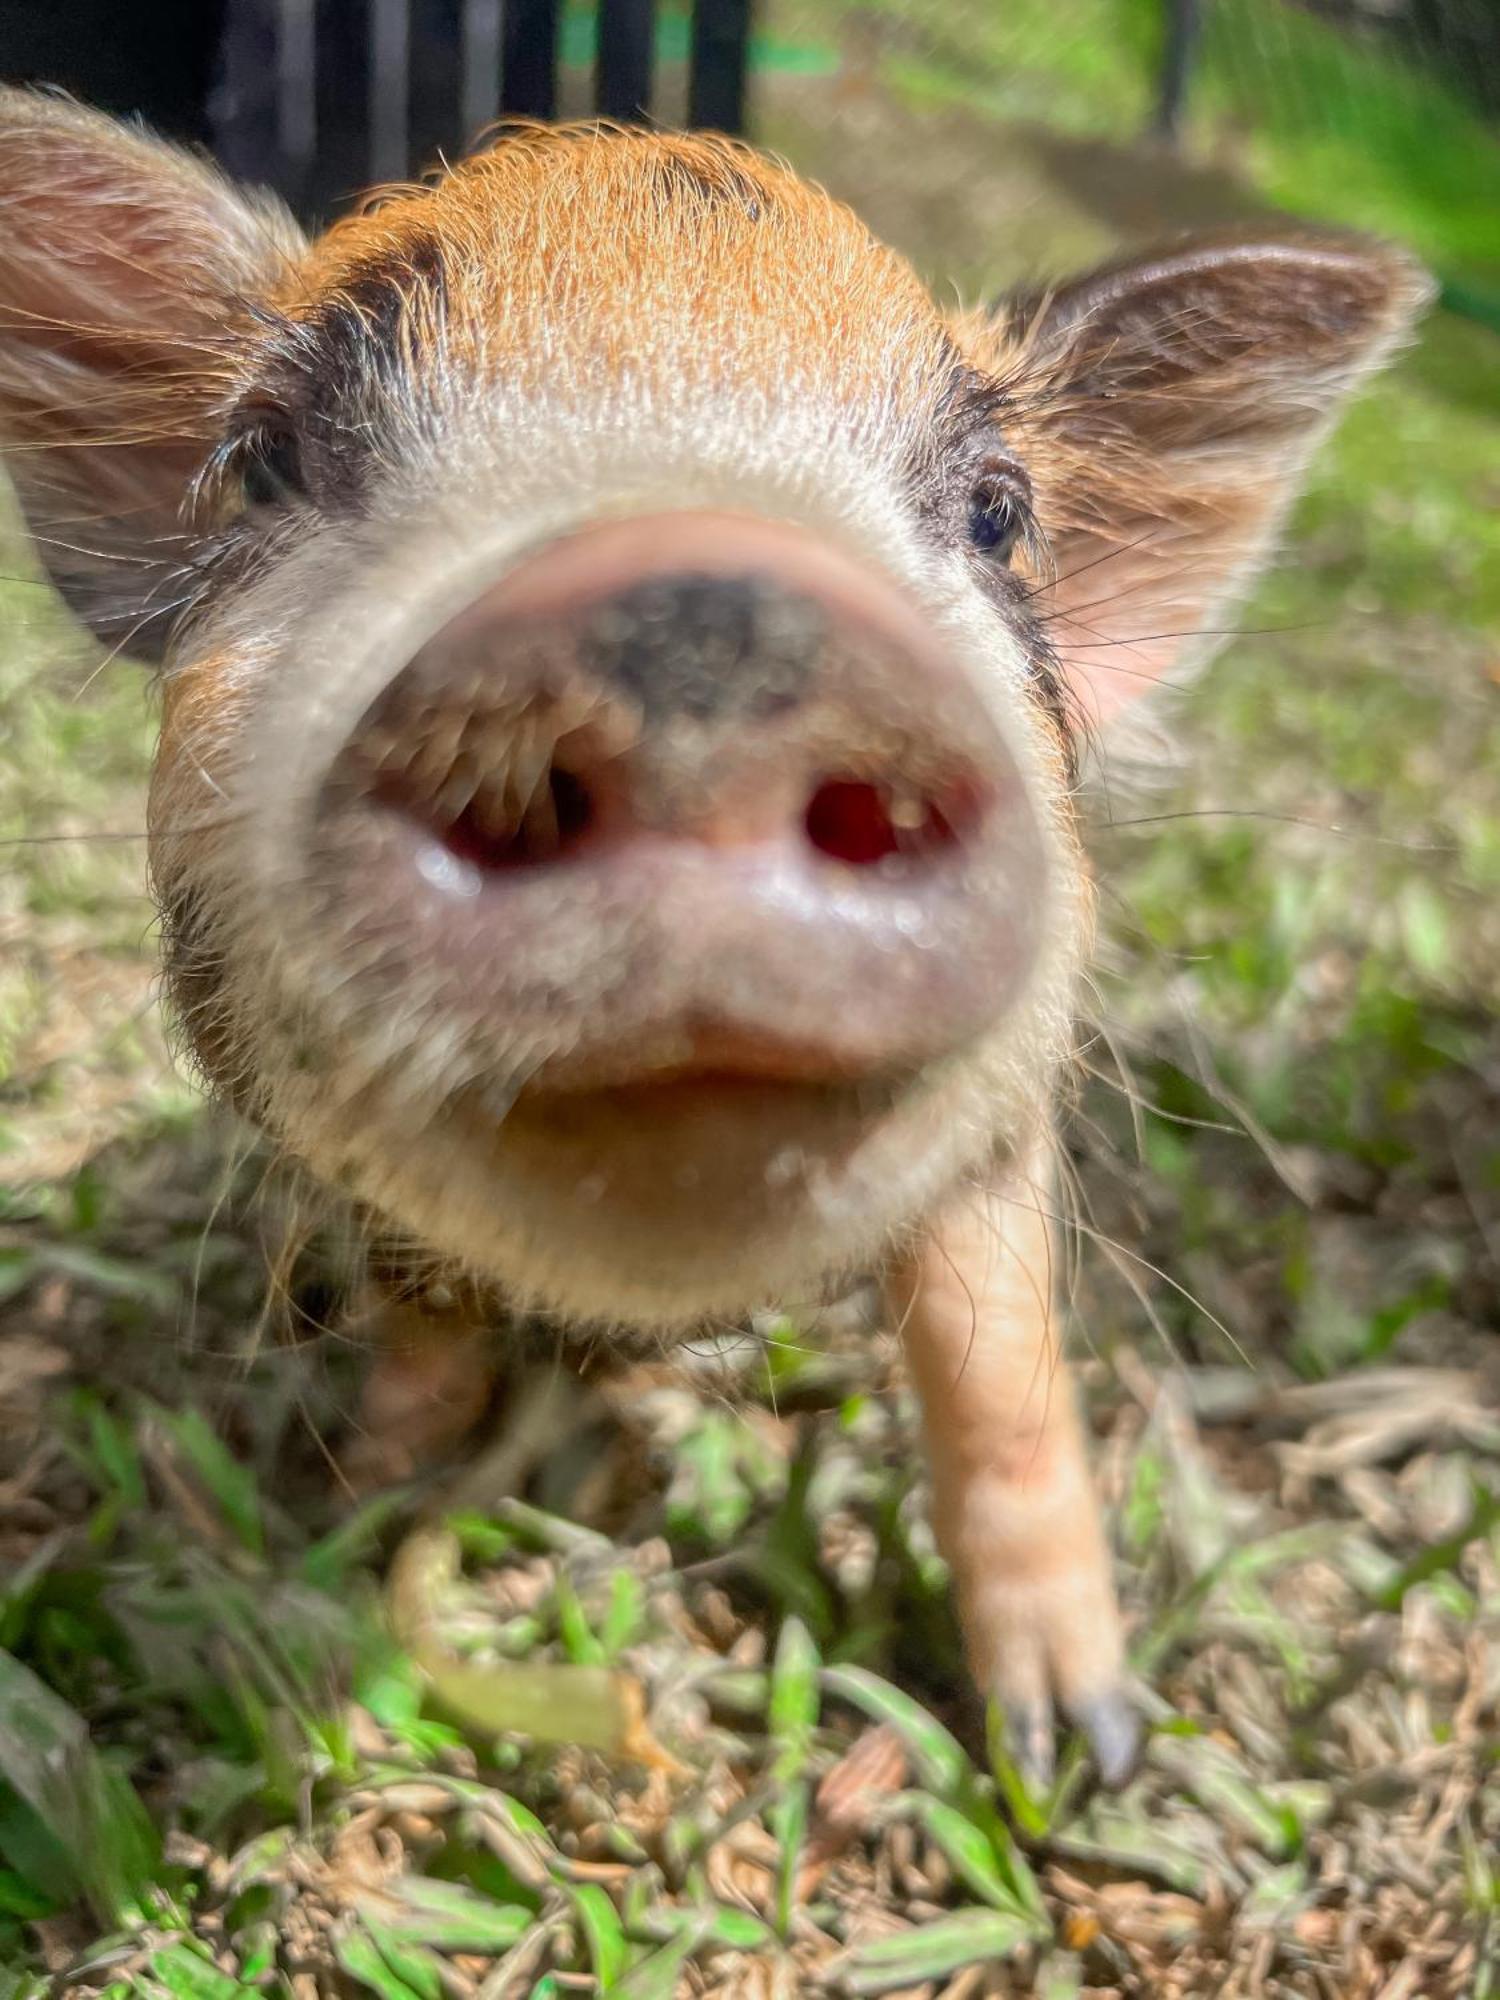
[183,1122,273,1361]
[179,740,231,805]
[23,528,167,569]
[0,813,252,847]
[1034,545,1220,621]
[1048,623,1185,686]
[995,1176,1247,1368]
[928,1223,984,1393]
[1038,610,1188,700]
[1016,529,1167,605]
[1087,872,1215,952]
[71,601,195,698]
[942,1172,1060,1475]
[1007,1174,1065,1443]
[1076,1063,1241,1137]
[1045,1124,1101,1316]
[1091,1227,1185,1370]
[1063,621,1319,653]
[1076,968,1150,1165]
[1096,808,1452,853]
[1077,914,1309,1200]
[1171,991,1318,1207]
[0,829,156,847]
[37,502,200,544]
[301,1394,360,1505]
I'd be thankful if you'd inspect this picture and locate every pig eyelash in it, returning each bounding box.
[199,414,309,523]
[967,461,1033,565]
[229,424,308,516]
[239,425,306,511]
[931,367,1040,570]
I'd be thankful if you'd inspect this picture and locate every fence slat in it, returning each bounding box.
[1153,0,1200,141]
[313,0,375,207]
[409,0,466,169]
[689,0,750,133]
[25,0,759,219]
[502,0,559,118]
[370,0,412,183]
[597,0,656,121]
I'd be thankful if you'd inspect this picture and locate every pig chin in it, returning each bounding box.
[275,1030,1056,1330]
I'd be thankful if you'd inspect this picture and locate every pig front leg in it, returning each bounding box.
[884,1166,1139,1787]
[340,1273,500,1493]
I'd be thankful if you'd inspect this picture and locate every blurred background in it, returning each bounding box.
[0,5,1496,1993]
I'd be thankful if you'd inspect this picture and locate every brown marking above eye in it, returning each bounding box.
[937,358,1015,452]
[308,227,449,362]
[197,224,450,528]
[649,151,764,219]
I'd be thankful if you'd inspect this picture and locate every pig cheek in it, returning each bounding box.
[148,652,265,1107]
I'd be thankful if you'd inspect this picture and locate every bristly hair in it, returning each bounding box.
[934,355,1017,454]
[918,353,1083,776]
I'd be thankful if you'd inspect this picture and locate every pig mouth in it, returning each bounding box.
[461,1027,913,1169]
[510,1017,925,1097]
[429,1047,944,1284]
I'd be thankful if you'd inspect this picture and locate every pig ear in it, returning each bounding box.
[989,234,1432,726]
[0,87,305,657]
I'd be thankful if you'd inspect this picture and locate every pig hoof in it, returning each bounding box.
[1066,1686,1142,1789]
[995,1682,1142,1793]
[999,1698,1058,1790]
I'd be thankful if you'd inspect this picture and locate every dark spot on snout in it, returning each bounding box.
[581,573,823,723]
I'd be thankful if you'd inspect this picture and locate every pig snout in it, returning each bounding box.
[309,510,1049,1094]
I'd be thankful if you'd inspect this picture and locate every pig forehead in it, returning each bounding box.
[274,127,953,398]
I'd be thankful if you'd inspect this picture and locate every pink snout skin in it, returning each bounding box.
[314,509,1050,1092]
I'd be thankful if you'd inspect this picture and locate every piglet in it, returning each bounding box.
[0,95,1428,1780]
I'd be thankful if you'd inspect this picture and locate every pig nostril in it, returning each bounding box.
[461,764,592,869]
[549,767,595,846]
[805,780,901,866]
[394,763,596,873]
[803,778,965,869]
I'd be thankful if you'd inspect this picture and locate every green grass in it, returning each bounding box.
[3,19,1500,1995]
[765,0,1500,300]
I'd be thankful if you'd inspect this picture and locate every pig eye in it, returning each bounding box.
[968,468,1030,565]
[238,425,306,512]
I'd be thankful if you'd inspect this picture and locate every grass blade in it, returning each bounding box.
[0,1649,158,1924]
[336,1925,447,2000]
[820,1665,971,1798]
[908,1795,1045,1923]
[570,1880,629,1989]
[837,1909,1040,1993]
[367,1876,535,1951]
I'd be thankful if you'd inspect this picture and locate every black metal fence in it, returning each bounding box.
[0,1,752,217]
